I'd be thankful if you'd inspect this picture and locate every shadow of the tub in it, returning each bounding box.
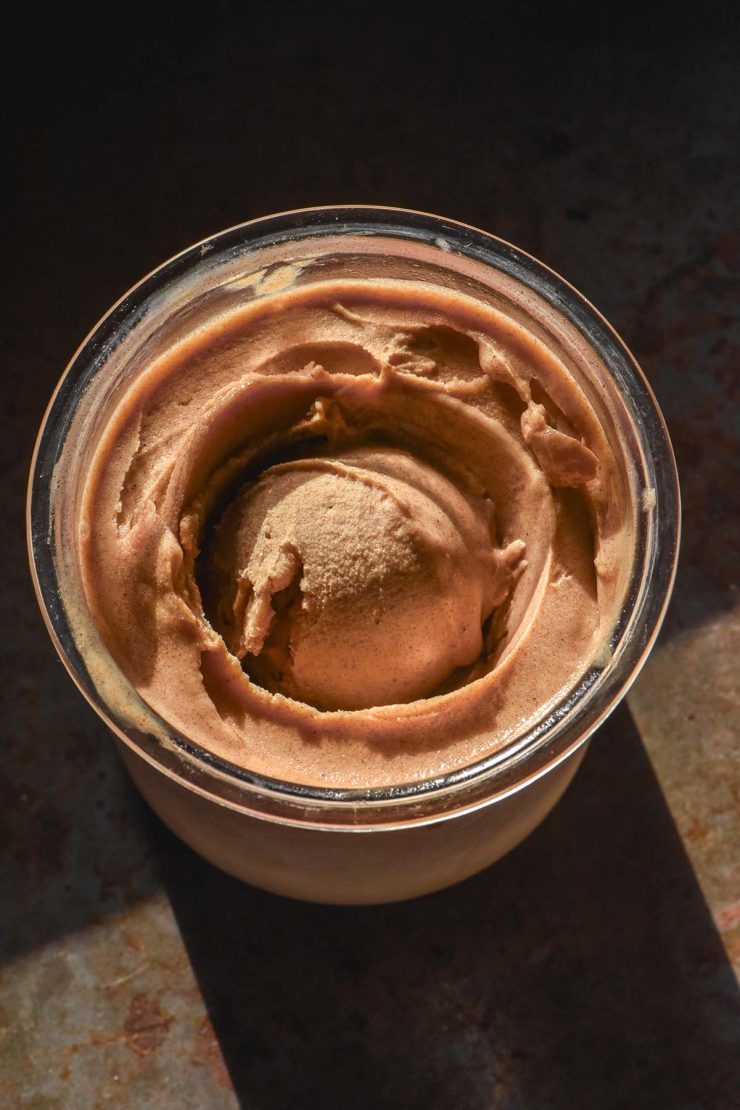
[150,704,740,1109]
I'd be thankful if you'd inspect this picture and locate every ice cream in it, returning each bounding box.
[204,446,525,711]
[79,278,632,788]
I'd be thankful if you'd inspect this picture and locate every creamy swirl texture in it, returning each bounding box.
[80,279,631,787]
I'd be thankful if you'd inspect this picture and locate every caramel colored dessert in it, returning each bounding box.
[80,279,631,788]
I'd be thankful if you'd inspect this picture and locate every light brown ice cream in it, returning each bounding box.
[205,446,525,711]
[80,279,632,788]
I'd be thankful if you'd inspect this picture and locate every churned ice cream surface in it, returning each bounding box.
[80,279,632,788]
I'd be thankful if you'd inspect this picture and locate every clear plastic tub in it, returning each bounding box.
[28,207,680,903]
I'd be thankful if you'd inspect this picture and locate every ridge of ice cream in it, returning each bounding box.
[80,278,632,788]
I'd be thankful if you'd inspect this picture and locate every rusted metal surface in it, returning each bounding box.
[0,532,237,1107]
[4,12,738,1107]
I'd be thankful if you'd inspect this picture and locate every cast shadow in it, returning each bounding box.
[153,705,740,1110]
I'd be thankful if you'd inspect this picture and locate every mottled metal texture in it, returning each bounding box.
[4,9,738,1108]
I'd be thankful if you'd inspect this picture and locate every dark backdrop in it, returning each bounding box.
[5,6,740,1108]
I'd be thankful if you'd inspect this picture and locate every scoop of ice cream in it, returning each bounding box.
[205,446,523,710]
